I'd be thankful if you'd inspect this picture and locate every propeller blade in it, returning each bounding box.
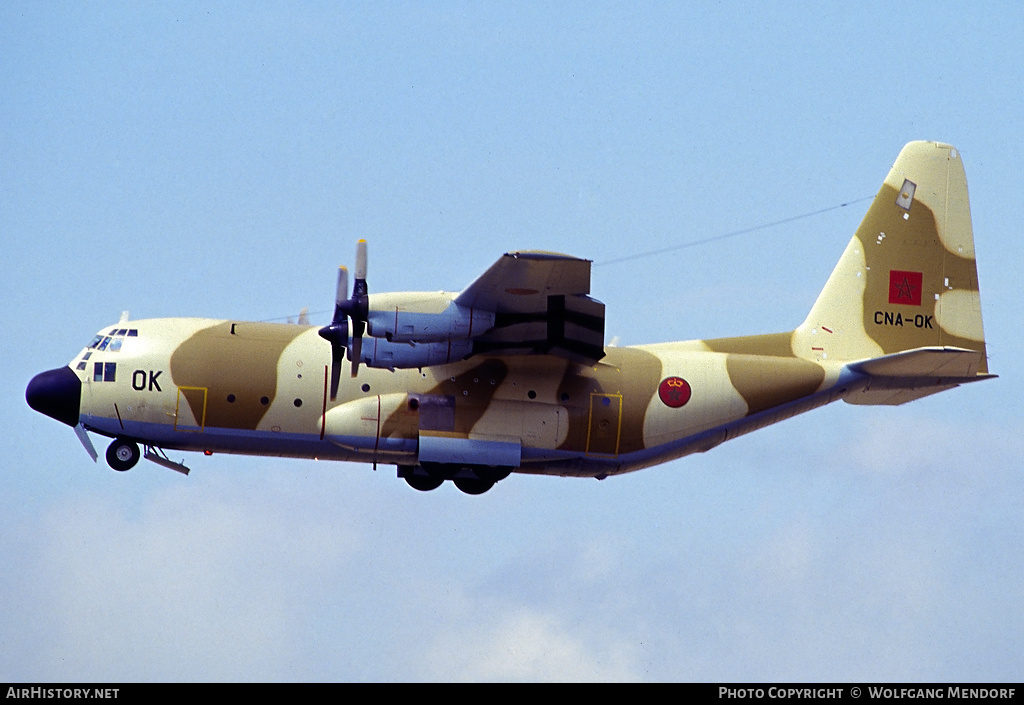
[318,320,349,401]
[322,241,370,384]
[350,319,364,377]
[329,337,344,400]
[346,240,368,377]
[334,266,349,313]
[355,239,367,281]
[319,265,352,400]
[351,240,368,304]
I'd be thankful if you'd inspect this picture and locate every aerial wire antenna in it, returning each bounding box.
[596,195,874,267]
[258,196,873,321]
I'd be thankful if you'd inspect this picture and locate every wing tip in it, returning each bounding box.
[506,250,591,263]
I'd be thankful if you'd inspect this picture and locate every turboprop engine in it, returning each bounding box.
[365,293,495,343]
[319,241,499,397]
[354,336,475,370]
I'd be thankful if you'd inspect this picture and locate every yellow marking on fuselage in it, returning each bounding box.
[586,392,623,456]
[174,386,208,431]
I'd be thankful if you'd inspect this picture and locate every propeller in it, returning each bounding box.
[348,239,369,378]
[318,240,369,400]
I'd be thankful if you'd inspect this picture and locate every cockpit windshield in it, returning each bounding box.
[87,329,137,351]
[78,328,138,374]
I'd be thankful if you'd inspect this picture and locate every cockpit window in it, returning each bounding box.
[86,329,137,351]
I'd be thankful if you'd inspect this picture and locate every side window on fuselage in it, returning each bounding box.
[93,361,117,382]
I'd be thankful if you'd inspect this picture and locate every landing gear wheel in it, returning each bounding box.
[478,466,512,483]
[453,477,495,495]
[106,439,140,471]
[398,464,445,492]
[421,462,459,480]
[405,473,444,492]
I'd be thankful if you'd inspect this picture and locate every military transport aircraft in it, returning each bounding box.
[26,141,994,494]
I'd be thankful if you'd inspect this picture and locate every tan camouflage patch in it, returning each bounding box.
[703,331,796,358]
[170,321,307,430]
[725,354,825,415]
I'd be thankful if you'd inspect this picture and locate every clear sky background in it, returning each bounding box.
[2,2,1022,682]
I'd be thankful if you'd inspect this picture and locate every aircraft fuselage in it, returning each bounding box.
[30,316,854,480]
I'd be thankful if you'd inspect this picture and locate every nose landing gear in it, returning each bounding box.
[105,438,141,471]
[103,438,191,475]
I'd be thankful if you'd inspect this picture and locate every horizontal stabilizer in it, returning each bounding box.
[851,346,988,378]
[844,346,995,405]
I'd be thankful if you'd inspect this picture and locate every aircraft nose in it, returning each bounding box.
[26,366,81,427]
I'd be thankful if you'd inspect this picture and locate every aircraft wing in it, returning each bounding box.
[456,251,606,364]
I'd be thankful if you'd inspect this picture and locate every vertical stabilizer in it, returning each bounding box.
[794,141,988,374]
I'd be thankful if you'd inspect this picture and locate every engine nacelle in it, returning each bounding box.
[365,292,495,343]
[355,336,475,370]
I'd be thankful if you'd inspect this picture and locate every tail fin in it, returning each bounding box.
[794,141,990,380]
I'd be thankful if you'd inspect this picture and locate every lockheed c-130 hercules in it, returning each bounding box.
[27,141,994,494]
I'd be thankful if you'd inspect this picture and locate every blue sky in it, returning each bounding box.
[2,2,1022,681]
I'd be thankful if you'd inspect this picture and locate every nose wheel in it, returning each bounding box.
[106,438,141,471]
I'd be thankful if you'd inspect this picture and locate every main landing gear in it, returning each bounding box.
[398,463,512,495]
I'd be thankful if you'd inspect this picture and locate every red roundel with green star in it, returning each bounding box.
[658,376,691,408]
